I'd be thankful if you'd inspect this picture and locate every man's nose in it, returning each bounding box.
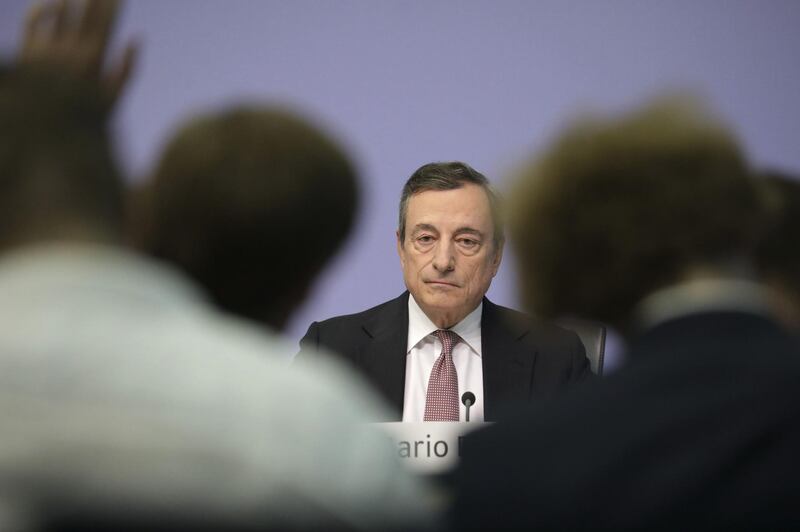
[432,240,455,272]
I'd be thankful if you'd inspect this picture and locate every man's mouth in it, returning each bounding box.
[425,280,460,288]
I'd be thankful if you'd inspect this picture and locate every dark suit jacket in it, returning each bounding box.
[452,310,800,531]
[296,292,591,421]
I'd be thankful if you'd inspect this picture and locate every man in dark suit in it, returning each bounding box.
[451,99,800,530]
[755,170,800,329]
[297,162,590,422]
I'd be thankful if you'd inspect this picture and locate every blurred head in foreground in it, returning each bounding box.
[509,96,765,334]
[136,107,359,330]
[756,170,800,328]
[0,64,123,253]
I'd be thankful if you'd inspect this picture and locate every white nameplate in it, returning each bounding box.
[375,421,490,474]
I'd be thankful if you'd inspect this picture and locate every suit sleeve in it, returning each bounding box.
[568,331,594,383]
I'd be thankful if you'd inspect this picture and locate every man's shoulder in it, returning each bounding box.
[484,299,582,345]
[311,292,408,330]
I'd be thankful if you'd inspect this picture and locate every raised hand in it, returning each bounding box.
[20,0,138,108]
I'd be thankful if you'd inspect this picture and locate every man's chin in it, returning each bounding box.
[418,293,463,313]
[421,289,460,303]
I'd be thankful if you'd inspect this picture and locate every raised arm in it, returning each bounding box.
[19,0,138,108]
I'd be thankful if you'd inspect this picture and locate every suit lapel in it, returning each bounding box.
[481,298,536,420]
[357,295,537,420]
[360,292,410,418]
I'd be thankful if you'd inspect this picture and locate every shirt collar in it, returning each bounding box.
[634,277,774,330]
[407,295,483,356]
[0,242,209,311]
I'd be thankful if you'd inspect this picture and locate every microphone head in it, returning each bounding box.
[461,391,476,406]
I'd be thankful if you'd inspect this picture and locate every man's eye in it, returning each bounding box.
[417,236,434,243]
[458,238,478,248]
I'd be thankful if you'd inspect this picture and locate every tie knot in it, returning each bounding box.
[435,329,461,354]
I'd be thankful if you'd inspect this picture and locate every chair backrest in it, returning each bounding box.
[556,318,607,375]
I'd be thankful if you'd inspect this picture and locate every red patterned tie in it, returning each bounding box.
[423,329,461,422]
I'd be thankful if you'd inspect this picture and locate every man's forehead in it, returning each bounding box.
[406,187,493,230]
[410,223,484,236]
[408,185,491,212]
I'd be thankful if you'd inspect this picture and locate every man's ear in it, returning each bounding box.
[396,230,405,264]
[490,239,505,277]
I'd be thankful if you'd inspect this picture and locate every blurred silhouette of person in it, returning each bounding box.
[133,106,359,333]
[451,97,800,531]
[295,161,591,422]
[1,2,437,530]
[755,170,800,329]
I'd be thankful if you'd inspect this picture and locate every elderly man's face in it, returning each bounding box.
[397,183,503,329]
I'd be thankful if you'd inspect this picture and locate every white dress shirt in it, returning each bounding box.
[0,244,436,530]
[402,295,484,422]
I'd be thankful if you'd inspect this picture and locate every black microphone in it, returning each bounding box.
[461,391,476,422]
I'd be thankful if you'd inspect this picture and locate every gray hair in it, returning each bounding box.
[398,161,504,249]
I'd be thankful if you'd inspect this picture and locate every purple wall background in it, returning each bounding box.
[2,1,799,348]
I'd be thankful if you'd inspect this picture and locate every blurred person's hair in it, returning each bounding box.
[755,171,800,312]
[135,107,359,329]
[509,96,765,330]
[0,63,123,251]
[398,161,504,249]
